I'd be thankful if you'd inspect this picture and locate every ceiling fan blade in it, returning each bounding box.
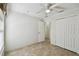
[49,3,59,9]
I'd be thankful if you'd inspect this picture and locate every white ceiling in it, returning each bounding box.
[7,3,79,19]
[7,3,46,19]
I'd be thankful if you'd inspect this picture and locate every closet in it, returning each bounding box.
[50,15,79,54]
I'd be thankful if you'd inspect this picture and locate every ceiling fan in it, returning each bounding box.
[36,3,64,14]
[45,3,64,13]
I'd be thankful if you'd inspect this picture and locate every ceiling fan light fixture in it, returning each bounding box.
[45,9,50,13]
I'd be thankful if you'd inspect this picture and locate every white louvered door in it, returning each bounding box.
[51,15,79,53]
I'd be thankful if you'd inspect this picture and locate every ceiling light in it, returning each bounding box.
[45,9,50,13]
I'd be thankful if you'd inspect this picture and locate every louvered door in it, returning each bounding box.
[50,15,79,53]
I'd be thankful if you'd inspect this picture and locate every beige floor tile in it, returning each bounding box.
[5,40,79,56]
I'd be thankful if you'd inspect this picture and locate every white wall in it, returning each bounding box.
[5,11,45,51]
[5,3,45,51]
[0,21,4,31]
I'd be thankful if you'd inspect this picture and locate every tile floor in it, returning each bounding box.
[5,40,79,56]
